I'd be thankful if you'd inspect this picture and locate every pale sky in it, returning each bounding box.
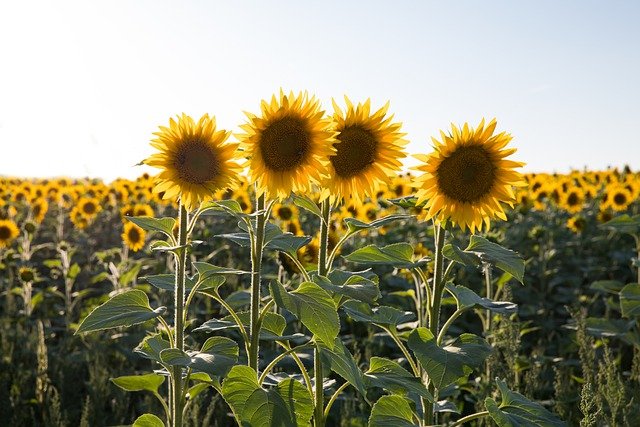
[1,1,639,182]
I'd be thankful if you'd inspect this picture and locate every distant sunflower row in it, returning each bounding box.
[0,166,638,251]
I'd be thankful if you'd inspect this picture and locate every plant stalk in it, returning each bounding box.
[249,193,266,373]
[171,203,188,427]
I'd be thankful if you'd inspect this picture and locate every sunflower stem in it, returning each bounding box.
[171,203,188,427]
[314,198,331,427]
[425,223,446,427]
[249,193,266,374]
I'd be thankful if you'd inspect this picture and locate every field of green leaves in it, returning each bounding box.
[1,166,639,427]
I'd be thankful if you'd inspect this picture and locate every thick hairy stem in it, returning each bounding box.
[249,193,266,373]
[425,224,446,427]
[171,203,188,427]
[314,199,331,427]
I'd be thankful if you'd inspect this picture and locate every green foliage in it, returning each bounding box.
[367,395,416,427]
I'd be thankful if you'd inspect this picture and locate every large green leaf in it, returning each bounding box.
[485,378,565,426]
[620,283,640,318]
[142,273,200,292]
[221,365,313,427]
[408,328,491,389]
[589,280,625,295]
[368,395,417,427]
[318,338,367,397]
[133,413,165,427]
[127,216,175,238]
[135,334,171,364]
[444,236,525,284]
[111,373,165,393]
[600,214,640,236]
[313,274,381,304]
[193,311,302,341]
[344,243,427,269]
[270,281,339,348]
[344,214,412,233]
[76,290,165,334]
[365,357,432,401]
[192,261,249,276]
[159,337,239,379]
[292,194,322,218]
[342,300,415,326]
[445,283,517,314]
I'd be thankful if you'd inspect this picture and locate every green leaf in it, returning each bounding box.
[445,283,517,314]
[313,274,381,304]
[221,365,313,427]
[386,196,422,209]
[585,317,634,338]
[365,357,432,401]
[344,214,412,233]
[408,328,491,389]
[68,263,81,280]
[270,281,339,348]
[142,273,198,292]
[368,395,417,427]
[266,233,312,257]
[135,334,171,364]
[600,214,640,236]
[342,300,415,326]
[160,348,192,366]
[620,283,640,318]
[119,262,142,286]
[133,413,165,427]
[76,290,165,334]
[192,261,249,277]
[590,280,625,295]
[111,373,165,393]
[486,378,565,426]
[465,236,525,284]
[344,243,427,269]
[127,216,176,238]
[189,336,239,378]
[442,244,481,267]
[292,194,322,218]
[318,338,367,397]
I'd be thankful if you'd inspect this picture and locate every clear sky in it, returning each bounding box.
[1,0,639,182]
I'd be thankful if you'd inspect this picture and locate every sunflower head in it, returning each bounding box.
[561,187,585,214]
[413,119,526,232]
[0,219,20,248]
[144,113,243,211]
[77,197,101,219]
[322,97,407,203]
[122,222,146,252]
[238,90,335,199]
[567,215,586,233]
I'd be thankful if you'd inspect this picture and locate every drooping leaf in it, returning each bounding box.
[342,300,415,326]
[318,337,367,397]
[132,413,165,427]
[270,281,339,348]
[344,214,412,233]
[313,274,381,304]
[368,395,417,427]
[445,283,517,314]
[221,365,313,427]
[76,290,165,334]
[111,373,165,393]
[159,348,192,366]
[442,244,481,267]
[365,357,432,401]
[466,236,525,284]
[266,233,312,257]
[408,328,491,389]
[142,273,199,292]
[600,214,640,236]
[189,336,239,378]
[192,261,249,276]
[620,283,640,318]
[135,334,171,364]
[344,243,427,269]
[485,378,565,426]
[386,196,423,209]
[292,194,322,218]
[589,280,625,295]
[127,216,176,238]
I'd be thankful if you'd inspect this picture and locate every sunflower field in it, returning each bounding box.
[1,93,640,427]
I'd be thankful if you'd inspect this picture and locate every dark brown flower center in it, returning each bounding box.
[613,193,627,205]
[128,226,142,243]
[82,202,96,214]
[276,206,294,221]
[0,225,12,240]
[174,140,220,184]
[331,126,378,178]
[567,192,580,206]
[259,116,310,172]
[436,145,497,203]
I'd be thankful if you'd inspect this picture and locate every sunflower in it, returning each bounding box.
[567,215,586,233]
[144,113,242,211]
[272,203,298,223]
[77,197,101,219]
[69,207,89,229]
[414,119,526,232]
[238,90,335,199]
[0,219,20,248]
[561,187,585,213]
[31,199,49,223]
[133,203,154,217]
[604,184,633,211]
[122,222,146,252]
[322,98,407,203]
